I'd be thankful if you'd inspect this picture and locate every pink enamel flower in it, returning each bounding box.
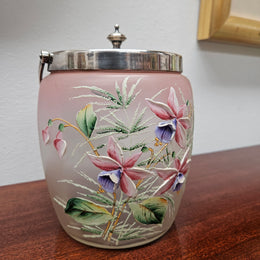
[53,131,67,159]
[42,126,50,144]
[154,149,191,195]
[88,136,151,197]
[146,87,190,148]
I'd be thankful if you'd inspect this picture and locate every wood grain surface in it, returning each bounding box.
[1,146,259,259]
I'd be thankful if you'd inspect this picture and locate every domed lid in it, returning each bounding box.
[39,25,182,81]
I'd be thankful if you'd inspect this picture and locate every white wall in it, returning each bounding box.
[1,0,260,186]
[231,0,260,20]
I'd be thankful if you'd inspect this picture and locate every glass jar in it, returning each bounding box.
[38,25,194,249]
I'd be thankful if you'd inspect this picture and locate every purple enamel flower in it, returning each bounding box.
[88,136,151,197]
[97,169,122,193]
[154,149,191,195]
[172,172,185,192]
[155,119,177,143]
[146,87,190,148]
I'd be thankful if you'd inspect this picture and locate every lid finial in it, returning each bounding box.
[107,24,126,49]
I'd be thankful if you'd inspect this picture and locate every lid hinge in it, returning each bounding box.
[39,51,53,83]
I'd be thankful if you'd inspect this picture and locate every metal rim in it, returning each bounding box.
[46,49,183,73]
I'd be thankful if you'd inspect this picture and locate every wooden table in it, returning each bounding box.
[1,146,259,259]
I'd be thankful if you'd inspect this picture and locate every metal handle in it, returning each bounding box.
[39,51,53,83]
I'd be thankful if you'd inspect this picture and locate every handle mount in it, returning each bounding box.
[39,51,53,83]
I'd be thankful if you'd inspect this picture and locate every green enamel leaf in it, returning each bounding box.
[122,143,146,151]
[118,235,142,241]
[96,144,105,150]
[126,78,142,106]
[85,194,113,206]
[58,123,65,132]
[48,119,53,126]
[141,146,149,153]
[65,198,113,226]
[129,197,168,225]
[81,226,102,234]
[76,104,97,138]
[90,86,121,105]
[115,81,124,105]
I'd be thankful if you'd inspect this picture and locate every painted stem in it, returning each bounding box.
[107,143,169,241]
[51,118,99,156]
[153,154,168,167]
[102,192,117,238]
[146,143,168,168]
[52,118,105,193]
[107,198,129,242]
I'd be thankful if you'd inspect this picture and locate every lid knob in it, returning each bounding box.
[107,24,126,49]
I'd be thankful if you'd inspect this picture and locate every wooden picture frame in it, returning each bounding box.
[197,0,260,47]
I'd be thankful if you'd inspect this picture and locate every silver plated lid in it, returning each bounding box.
[39,25,182,82]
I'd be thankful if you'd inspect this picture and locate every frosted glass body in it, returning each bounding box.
[38,71,194,249]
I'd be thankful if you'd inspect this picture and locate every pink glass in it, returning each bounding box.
[38,71,194,249]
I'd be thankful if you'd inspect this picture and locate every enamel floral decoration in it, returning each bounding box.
[146,87,190,148]
[39,76,193,247]
[42,126,50,144]
[53,131,67,159]
[88,136,152,197]
[38,26,193,249]
[154,148,191,195]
